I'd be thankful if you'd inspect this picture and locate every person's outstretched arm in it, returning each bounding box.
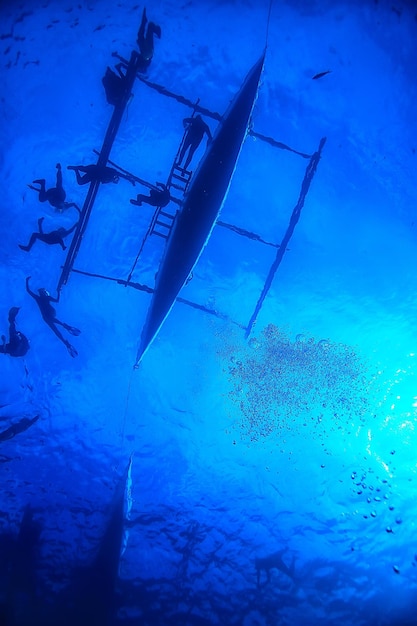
[65,222,78,236]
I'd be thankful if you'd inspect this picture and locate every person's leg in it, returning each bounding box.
[45,321,78,357]
[8,307,19,324]
[31,180,48,202]
[178,137,192,166]
[38,181,48,202]
[38,217,44,234]
[48,164,66,208]
[8,319,17,339]
[55,163,63,191]
[72,168,88,185]
[132,193,150,206]
[184,144,198,170]
[148,22,161,39]
[137,7,147,47]
[54,319,81,335]
[27,182,41,192]
[146,190,160,207]
[19,233,39,252]
[67,165,88,181]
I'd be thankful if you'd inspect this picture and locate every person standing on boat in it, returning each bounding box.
[177,115,212,171]
[28,163,79,213]
[136,7,161,72]
[25,277,80,358]
[130,182,170,208]
[0,307,30,358]
[67,164,135,186]
[19,213,80,252]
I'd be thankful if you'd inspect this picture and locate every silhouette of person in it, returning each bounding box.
[137,7,161,72]
[25,277,80,358]
[130,182,170,207]
[28,163,79,213]
[67,164,134,186]
[102,63,128,106]
[0,415,39,442]
[19,214,79,252]
[0,307,29,357]
[177,115,212,171]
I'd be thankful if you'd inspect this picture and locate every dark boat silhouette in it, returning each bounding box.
[135,51,266,365]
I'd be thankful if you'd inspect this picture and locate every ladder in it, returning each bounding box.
[149,163,192,239]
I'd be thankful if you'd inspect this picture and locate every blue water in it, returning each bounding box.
[1,1,417,624]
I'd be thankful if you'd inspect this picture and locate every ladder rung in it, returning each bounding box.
[152,230,169,239]
[174,165,191,176]
[171,172,191,182]
[170,182,187,191]
[159,210,175,219]
[155,220,171,229]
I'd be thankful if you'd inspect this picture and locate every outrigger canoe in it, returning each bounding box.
[134,51,266,366]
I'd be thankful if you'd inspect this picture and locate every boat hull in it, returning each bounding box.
[135,52,265,365]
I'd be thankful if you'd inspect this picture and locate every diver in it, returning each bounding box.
[102,63,128,106]
[28,163,79,213]
[0,307,30,357]
[25,277,80,358]
[136,7,161,72]
[0,415,39,442]
[19,213,80,252]
[177,114,212,171]
[130,181,170,207]
[67,164,135,186]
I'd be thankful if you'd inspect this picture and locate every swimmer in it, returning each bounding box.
[25,277,80,358]
[28,163,79,212]
[130,182,170,207]
[0,307,29,357]
[19,214,79,252]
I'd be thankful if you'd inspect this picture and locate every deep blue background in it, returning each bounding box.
[1,1,417,624]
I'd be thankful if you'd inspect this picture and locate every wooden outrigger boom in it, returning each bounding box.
[57,51,143,294]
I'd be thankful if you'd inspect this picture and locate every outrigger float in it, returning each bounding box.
[56,25,326,366]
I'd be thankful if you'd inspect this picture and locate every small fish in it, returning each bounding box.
[94,24,105,32]
[23,60,40,68]
[312,70,331,80]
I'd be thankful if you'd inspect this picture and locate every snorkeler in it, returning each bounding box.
[0,307,30,358]
[136,7,161,72]
[177,115,212,171]
[19,213,79,252]
[130,182,170,208]
[28,163,79,213]
[102,63,129,106]
[25,277,80,358]
[67,164,135,186]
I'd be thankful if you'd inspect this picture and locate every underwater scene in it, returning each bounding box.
[1,0,416,624]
